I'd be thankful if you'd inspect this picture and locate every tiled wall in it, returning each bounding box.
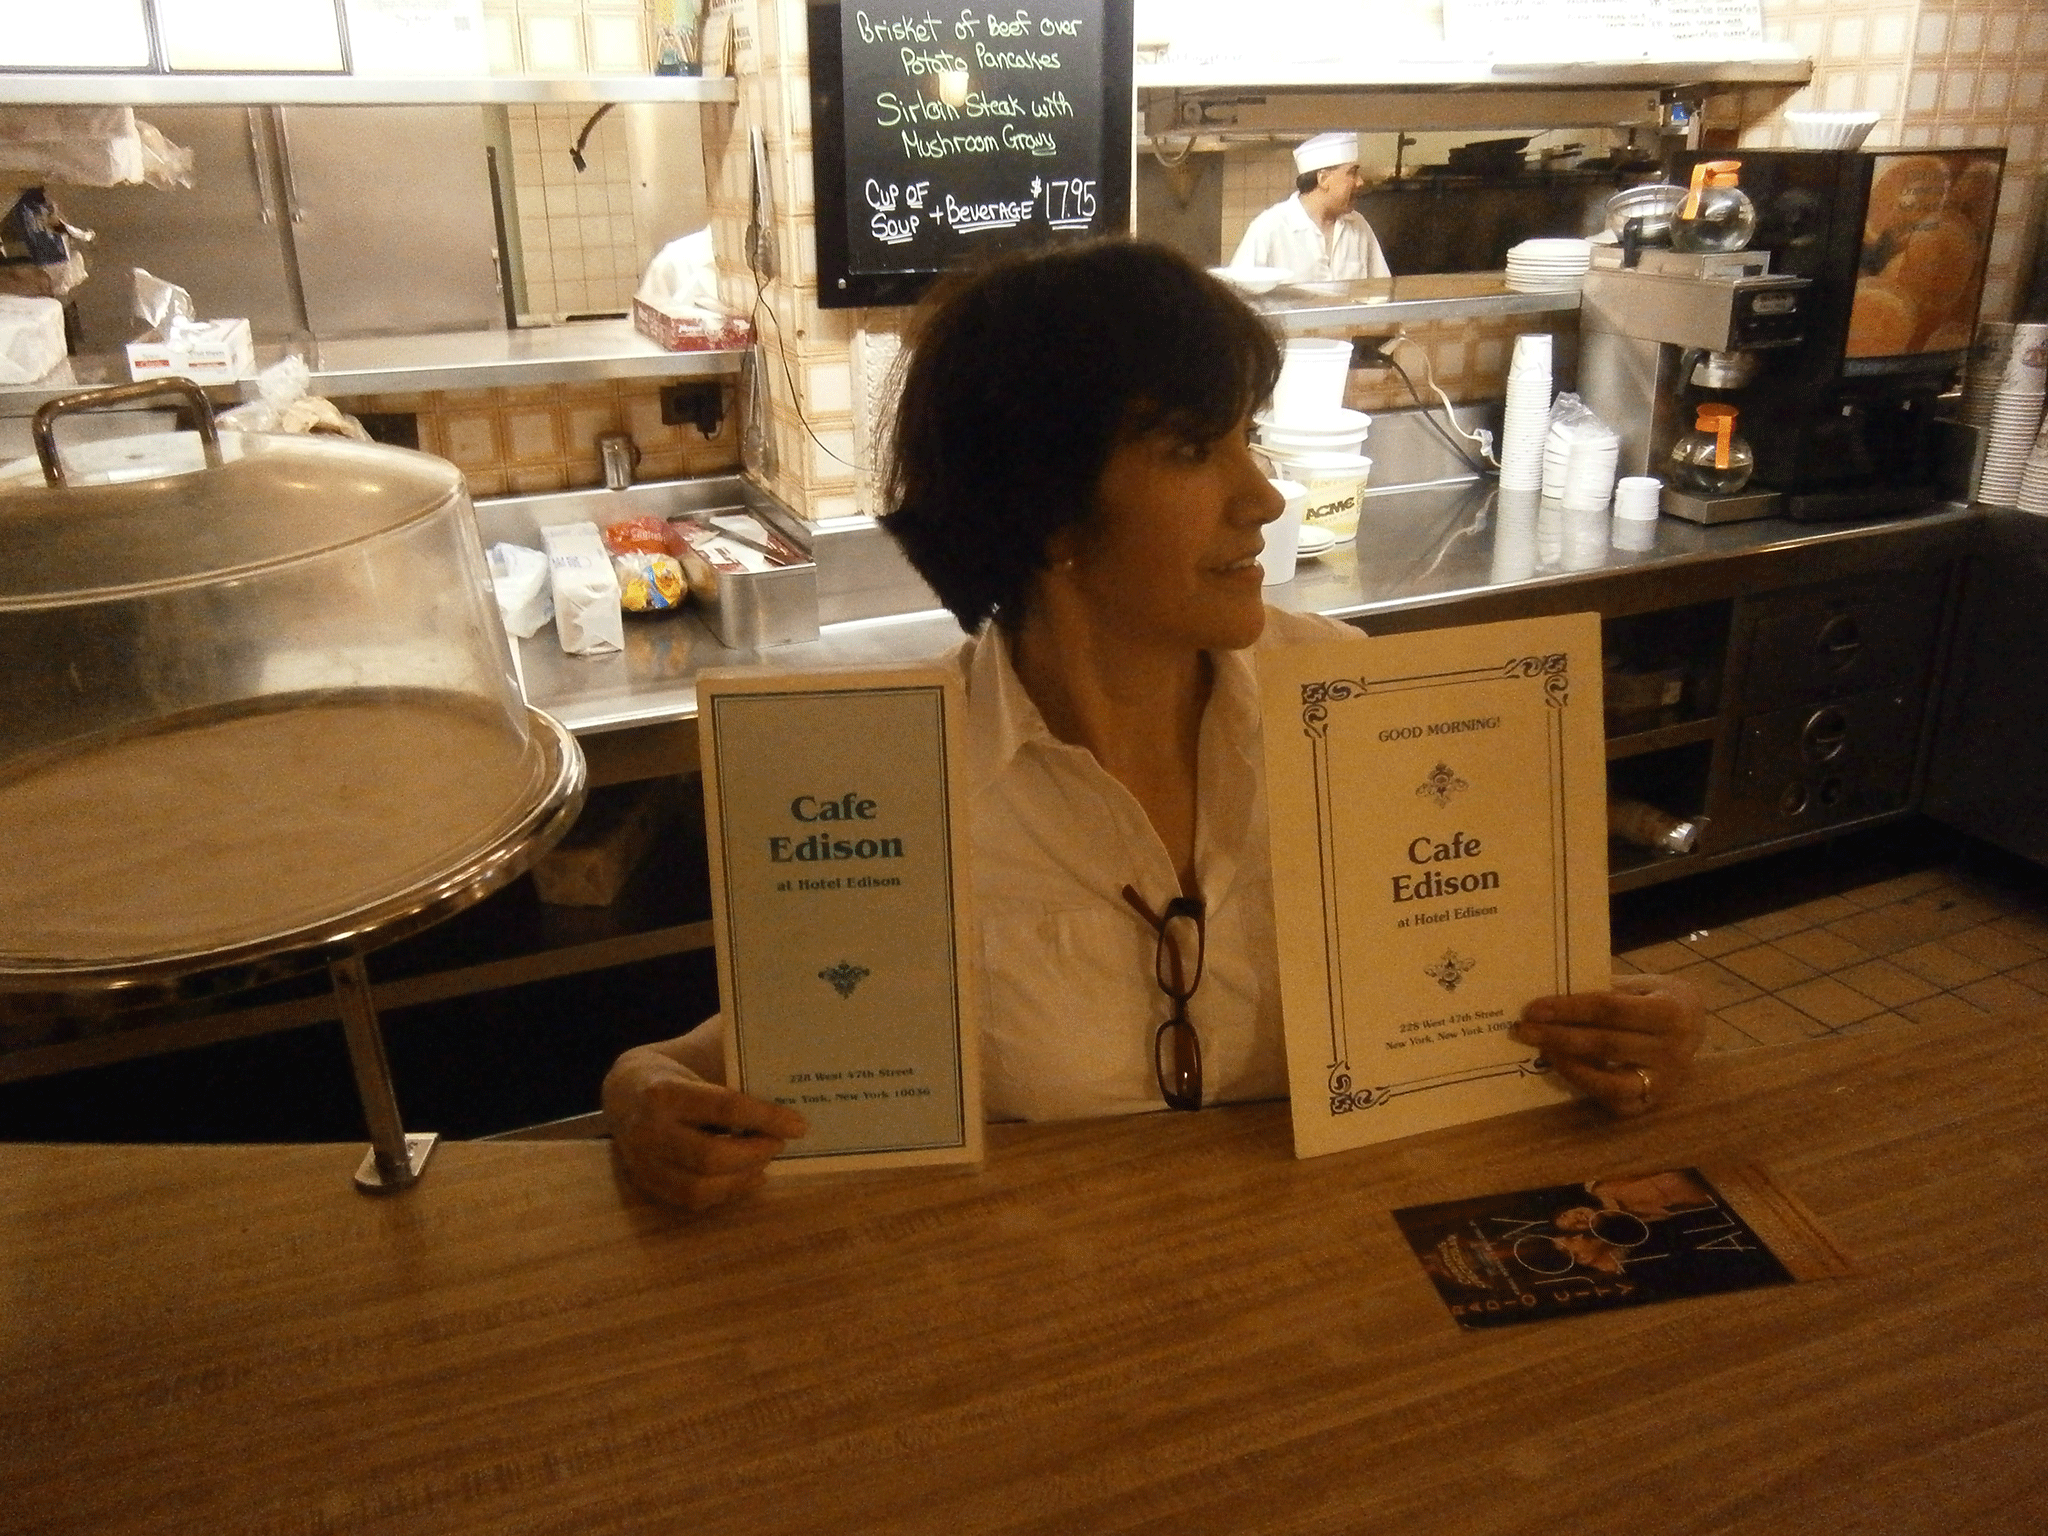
[481,0,659,75]
[333,378,740,497]
[504,103,647,320]
[697,0,867,522]
[1709,0,2046,318]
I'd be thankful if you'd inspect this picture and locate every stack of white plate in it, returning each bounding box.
[1505,239,1594,293]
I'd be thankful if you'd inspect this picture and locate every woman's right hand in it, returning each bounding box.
[602,1043,808,1211]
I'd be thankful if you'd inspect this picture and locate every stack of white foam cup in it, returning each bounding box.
[1612,475,1661,551]
[1962,321,2048,506]
[1497,334,1553,491]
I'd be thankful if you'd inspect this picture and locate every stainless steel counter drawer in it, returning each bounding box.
[1731,572,1945,713]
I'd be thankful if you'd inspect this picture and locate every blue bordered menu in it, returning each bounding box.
[1259,613,1611,1159]
[700,665,982,1172]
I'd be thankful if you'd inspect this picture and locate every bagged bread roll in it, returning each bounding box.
[540,521,624,655]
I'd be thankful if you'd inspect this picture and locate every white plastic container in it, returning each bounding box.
[1256,407,1371,458]
[1261,448,1371,541]
[1259,478,1307,584]
[1271,339,1353,418]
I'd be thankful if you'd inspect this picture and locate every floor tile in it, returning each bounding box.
[1843,872,1949,909]
[1618,939,1699,973]
[1732,907,1818,943]
[1827,1010,1913,1036]
[1888,940,1997,990]
[1717,993,1829,1045]
[1780,893,1865,927]
[1951,974,2048,1015]
[1672,927,1755,960]
[1777,975,1887,1028]
[2003,956,2048,993]
[1941,922,2047,971]
[1823,907,1927,958]
[1611,953,1642,974]
[1984,910,2048,948]
[1838,868,1953,908]
[1887,887,2008,939]
[1898,993,1993,1026]
[1667,958,1764,1012]
[1717,943,1822,991]
[1834,957,1943,1009]
[1702,1015,1761,1052]
[1772,926,1875,972]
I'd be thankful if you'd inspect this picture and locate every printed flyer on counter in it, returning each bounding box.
[1259,612,1610,1159]
[1393,1165,1855,1329]
[700,665,981,1173]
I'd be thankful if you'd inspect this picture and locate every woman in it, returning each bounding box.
[604,240,1705,1210]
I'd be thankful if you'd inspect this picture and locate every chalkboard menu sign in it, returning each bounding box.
[809,0,1133,308]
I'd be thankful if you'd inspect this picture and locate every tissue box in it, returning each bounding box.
[632,298,753,353]
[126,318,254,384]
[0,293,66,385]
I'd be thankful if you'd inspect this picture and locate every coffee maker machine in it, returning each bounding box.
[1582,147,2006,522]
[1579,248,1811,523]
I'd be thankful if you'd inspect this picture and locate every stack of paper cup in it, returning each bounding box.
[1272,338,1354,417]
[1259,478,1307,584]
[1612,475,1661,550]
[1491,488,1541,585]
[1961,320,2048,507]
[1561,502,1609,571]
[2017,425,2048,515]
[1497,333,1553,492]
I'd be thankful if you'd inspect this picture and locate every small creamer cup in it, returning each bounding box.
[1260,478,1308,584]
[1614,475,1663,520]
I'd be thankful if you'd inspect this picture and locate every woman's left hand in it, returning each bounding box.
[1511,972,1707,1117]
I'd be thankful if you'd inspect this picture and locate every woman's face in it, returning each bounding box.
[1059,417,1283,653]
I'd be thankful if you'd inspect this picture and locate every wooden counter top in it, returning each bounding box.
[6,1011,2045,1534]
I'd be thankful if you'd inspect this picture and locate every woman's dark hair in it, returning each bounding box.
[882,238,1280,633]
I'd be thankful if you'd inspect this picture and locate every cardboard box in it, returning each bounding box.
[125,317,254,384]
[632,297,751,354]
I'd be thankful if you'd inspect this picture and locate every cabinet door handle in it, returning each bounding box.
[1816,613,1862,669]
[246,108,276,226]
[273,107,306,224]
[1801,706,1849,763]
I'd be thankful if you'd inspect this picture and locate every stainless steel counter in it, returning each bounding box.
[495,477,1980,738]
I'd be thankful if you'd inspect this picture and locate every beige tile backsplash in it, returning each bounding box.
[336,379,740,499]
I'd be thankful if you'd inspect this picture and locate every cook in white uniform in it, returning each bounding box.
[1229,131,1391,282]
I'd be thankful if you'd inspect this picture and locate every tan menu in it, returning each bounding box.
[700,665,981,1174]
[1259,613,1610,1159]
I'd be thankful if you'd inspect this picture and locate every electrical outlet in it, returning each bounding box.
[661,383,726,437]
[1350,336,1401,370]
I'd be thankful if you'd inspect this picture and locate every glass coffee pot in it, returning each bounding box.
[1670,159,1757,254]
[1668,402,1755,494]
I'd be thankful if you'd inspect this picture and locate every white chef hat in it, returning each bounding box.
[1293,132,1359,175]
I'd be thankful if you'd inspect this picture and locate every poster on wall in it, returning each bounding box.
[809,0,1133,308]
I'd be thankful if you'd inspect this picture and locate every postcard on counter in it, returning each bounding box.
[1259,612,1610,1159]
[1393,1165,1856,1329]
[699,665,981,1173]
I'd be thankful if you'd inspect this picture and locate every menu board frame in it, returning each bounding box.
[807,0,1133,310]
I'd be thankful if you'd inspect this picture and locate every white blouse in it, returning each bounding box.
[958,607,1361,1120]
